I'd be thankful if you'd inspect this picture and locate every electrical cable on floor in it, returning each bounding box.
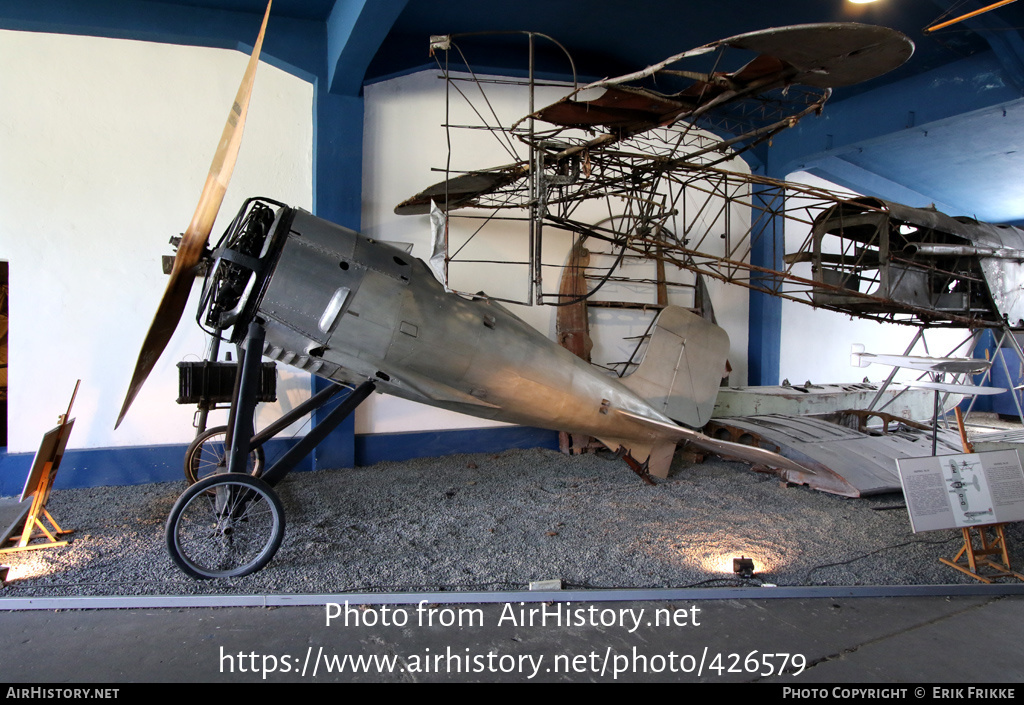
[802,535,965,583]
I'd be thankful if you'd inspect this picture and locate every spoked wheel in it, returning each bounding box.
[166,473,285,579]
[184,425,265,485]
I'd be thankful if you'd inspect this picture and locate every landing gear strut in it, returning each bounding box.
[165,317,376,579]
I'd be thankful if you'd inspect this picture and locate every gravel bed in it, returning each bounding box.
[4,445,1019,597]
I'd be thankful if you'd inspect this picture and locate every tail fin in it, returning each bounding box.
[620,306,729,427]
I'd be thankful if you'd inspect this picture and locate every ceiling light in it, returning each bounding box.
[848,0,879,4]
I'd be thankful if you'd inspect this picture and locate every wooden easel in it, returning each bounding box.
[0,381,78,554]
[940,523,1024,583]
[938,408,1024,583]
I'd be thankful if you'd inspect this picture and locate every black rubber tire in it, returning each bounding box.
[166,473,285,579]
[184,425,265,485]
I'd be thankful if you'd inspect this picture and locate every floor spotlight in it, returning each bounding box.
[733,556,755,579]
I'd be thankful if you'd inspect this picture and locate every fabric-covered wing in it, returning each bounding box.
[394,165,528,215]
[535,23,912,135]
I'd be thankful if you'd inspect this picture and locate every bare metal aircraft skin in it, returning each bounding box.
[210,201,809,479]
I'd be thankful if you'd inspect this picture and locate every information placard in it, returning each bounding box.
[895,449,1024,533]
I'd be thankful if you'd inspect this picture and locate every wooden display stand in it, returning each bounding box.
[937,408,1024,583]
[940,523,1024,583]
[0,382,78,554]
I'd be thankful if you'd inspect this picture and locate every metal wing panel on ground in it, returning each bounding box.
[704,414,965,497]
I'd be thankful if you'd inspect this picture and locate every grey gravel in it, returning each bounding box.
[4,444,1021,597]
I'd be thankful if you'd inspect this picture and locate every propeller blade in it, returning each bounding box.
[116,0,273,429]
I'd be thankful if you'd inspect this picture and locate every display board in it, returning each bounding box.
[896,449,1024,532]
[19,420,73,503]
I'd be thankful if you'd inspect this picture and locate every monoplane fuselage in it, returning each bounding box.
[204,200,807,478]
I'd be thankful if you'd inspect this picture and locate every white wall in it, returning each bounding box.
[358,70,526,434]
[780,172,972,386]
[359,70,751,433]
[0,30,313,453]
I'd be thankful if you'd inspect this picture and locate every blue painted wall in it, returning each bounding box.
[0,426,559,494]
[355,426,559,466]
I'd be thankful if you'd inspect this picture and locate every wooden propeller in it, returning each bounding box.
[116,0,272,429]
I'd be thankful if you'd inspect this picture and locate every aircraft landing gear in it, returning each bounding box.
[164,318,377,579]
[166,473,284,579]
[184,425,265,485]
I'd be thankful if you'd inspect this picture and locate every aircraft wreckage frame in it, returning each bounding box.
[401,31,1024,499]
[422,33,1024,335]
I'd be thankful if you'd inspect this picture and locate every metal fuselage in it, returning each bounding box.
[808,197,1024,328]
[248,207,679,454]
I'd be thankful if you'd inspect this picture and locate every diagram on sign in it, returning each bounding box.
[897,449,1024,533]
[944,457,993,526]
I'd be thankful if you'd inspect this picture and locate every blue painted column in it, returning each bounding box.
[309,87,365,471]
[305,2,409,471]
[746,186,782,386]
[312,87,364,230]
[970,329,997,413]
